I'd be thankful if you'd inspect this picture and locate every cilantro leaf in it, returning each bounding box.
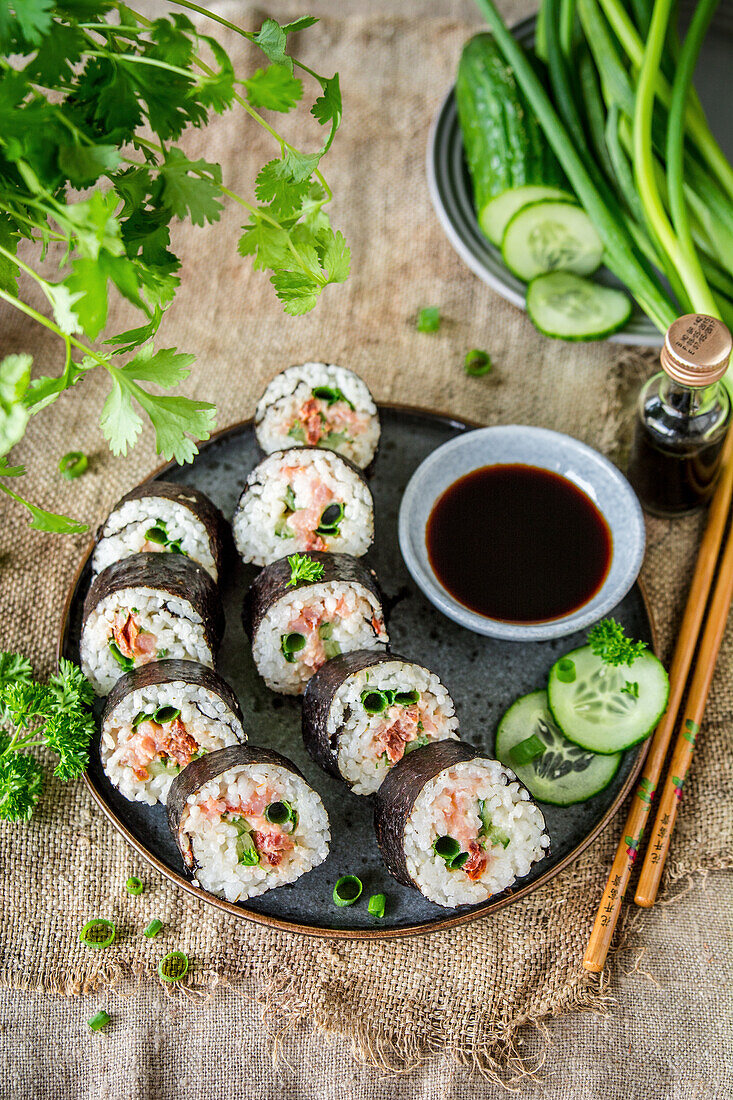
[0,214,19,295]
[270,270,320,316]
[0,471,88,533]
[254,161,312,217]
[311,73,342,153]
[99,371,143,457]
[277,147,322,183]
[253,18,291,70]
[0,353,31,455]
[103,307,164,355]
[319,228,350,284]
[44,283,82,336]
[58,142,120,187]
[244,65,303,112]
[197,36,235,114]
[157,148,224,226]
[63,257,108,339]
[0,0,54,49]
[118,344,195,388]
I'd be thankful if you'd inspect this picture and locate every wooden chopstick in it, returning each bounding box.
[634,514,733,906]
[583,427,733,973]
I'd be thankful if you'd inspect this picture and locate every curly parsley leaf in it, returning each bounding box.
[287,552,325,586]
[588,618,648,667]
[0,656,95,820]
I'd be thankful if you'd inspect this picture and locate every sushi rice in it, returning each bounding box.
[255,362,380,468]
[101,680,246,806]
[252,580,388,695]
[93,496,218,580]
[81,588,214,696]
[232,448,374,567]
[178,763,330,902]
[404,759,550,907]
[329,661,459,795]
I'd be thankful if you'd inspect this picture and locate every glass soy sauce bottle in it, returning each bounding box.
[627,314,732,518]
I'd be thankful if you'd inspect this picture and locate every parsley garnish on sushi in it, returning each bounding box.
[286,553,325,587]
[0,655,95,822]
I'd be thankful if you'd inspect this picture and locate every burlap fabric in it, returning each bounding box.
[0,0,730,1081]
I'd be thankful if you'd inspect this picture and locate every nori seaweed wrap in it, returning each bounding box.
[374,741,550,908]
[168,744,330,902]
[302,650,459,794]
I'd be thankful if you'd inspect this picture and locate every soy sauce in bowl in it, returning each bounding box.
[426,464,612,623]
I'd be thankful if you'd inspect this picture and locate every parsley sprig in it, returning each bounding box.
[588,618,647,667]
[0,3,348,532]
[287,553,325,587]
[0,656,96,822]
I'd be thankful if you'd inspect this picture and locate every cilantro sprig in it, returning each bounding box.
[0,656,96,822]
[0,4,348,532]
[588,618,647,667]
[287,553,325,587]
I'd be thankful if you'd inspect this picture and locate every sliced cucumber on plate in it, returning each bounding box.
[548,646,669,754]
[497,689,621,805]
[526,272,633,340]
[501,199,604,282]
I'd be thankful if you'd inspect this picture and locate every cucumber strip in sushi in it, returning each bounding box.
[255,362,380,468]
[243,552,389,695]
[548,646,669,753]
[100,660,246,806]
[168,744,330,902]
[374,741,549,908]
[92,481,229,581]
[80,554,225,696]
[303,650,459,795]
[496,690,621,805]
[232,448,374,567]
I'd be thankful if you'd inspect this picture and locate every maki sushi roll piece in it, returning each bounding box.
[303,650,459,795]
[80,554,225,696]
[168,744,330,902]
[100,660,246,806]
[232,448,374,567]
[374,741,550,908]
[243,552,388,695]
[92,481,229,581]
[255,362,380,469]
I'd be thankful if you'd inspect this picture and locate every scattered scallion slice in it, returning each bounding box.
[143,918,163,939]
[556,658,576,683]
[509,733,546,767]
[132,710,152,727]
[79,918,116,949]
[125,876,144,896]
[108,641,134,672]
[153,706,180,725]
[281,632,306,663]
[158,951,189,983]
[333,875,363,906]
[464,349,493,376]
[58,451,88,480]
[323,639,342,659]
[87,1010,111,1032]
[416,306,441,332]
[368,893,386,918]
[318,622,334,640]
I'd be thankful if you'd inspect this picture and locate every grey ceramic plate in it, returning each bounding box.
[59,407,655,939]
[427,9,733,347]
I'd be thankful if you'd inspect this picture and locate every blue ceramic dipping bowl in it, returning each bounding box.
[398,425,645,641]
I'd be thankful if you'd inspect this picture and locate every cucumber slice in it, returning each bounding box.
[502,200,604,282]
[496,690,621,805]
[526,272,633,341]
[548,646,669,754]
[481,186,572,246]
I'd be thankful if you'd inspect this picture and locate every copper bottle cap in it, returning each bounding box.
[660,314,732,387]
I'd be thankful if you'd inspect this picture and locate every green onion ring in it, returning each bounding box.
[79,918,115,949]
[333,875,363,907]
[58,451,88,480]
[158,951,189,983]
[125,876,144,896]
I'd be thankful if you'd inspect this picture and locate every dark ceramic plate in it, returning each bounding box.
[59,407,655,938]
[427,9,733,347]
